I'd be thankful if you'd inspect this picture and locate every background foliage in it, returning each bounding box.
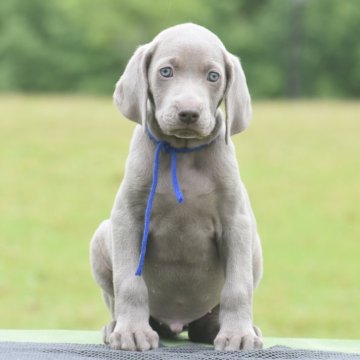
[0,0,359,98]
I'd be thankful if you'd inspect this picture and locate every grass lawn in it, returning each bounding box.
[0,95,359,339]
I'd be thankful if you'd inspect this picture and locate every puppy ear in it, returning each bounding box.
[224,53,252,143]
[113,43,155,127]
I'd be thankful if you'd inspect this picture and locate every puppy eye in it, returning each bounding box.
[159,67,173,78]
[207,71,220,82]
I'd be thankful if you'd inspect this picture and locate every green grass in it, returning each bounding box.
[0,95,359,339]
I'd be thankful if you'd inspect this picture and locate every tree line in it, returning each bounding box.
[0,0,359,98]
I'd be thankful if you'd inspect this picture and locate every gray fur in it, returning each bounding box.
[90,23,263,351]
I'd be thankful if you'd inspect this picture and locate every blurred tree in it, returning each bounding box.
[0,0,359,97]
[0,0,89,91]
[302,0,360,97]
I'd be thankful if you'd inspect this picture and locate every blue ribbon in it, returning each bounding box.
[135,128,211,276]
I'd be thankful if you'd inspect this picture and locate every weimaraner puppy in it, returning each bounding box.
[90,23,263,351]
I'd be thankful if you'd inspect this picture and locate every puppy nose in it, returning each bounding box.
[178,110,199,124]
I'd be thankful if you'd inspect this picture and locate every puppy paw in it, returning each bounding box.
[109,325,159,351]
[214,325,263,351]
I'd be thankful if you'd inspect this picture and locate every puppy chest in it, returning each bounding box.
[146,193,220,265]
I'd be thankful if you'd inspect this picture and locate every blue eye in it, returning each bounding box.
[159,67,173,78]
[207,71,220,82]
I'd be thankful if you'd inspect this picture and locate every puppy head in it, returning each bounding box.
[114,23,252,143]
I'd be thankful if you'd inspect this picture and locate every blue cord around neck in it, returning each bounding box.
[135,128,212,276]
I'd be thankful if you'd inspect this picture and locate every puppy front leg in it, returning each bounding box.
[214,215,263,351]
[109,209,159,351]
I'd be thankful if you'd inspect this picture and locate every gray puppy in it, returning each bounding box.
[90,23,263,351]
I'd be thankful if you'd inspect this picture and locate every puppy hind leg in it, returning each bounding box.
[103,291,115,319]
[90,219,114,296]
[90,220,116,343]
[102,318,116,344]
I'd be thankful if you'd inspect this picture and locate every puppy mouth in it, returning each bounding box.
[169,129,206,139]
[170,130,203,139]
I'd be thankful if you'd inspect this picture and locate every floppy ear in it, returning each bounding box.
[113,43,155,127]
[224,53,252,143]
